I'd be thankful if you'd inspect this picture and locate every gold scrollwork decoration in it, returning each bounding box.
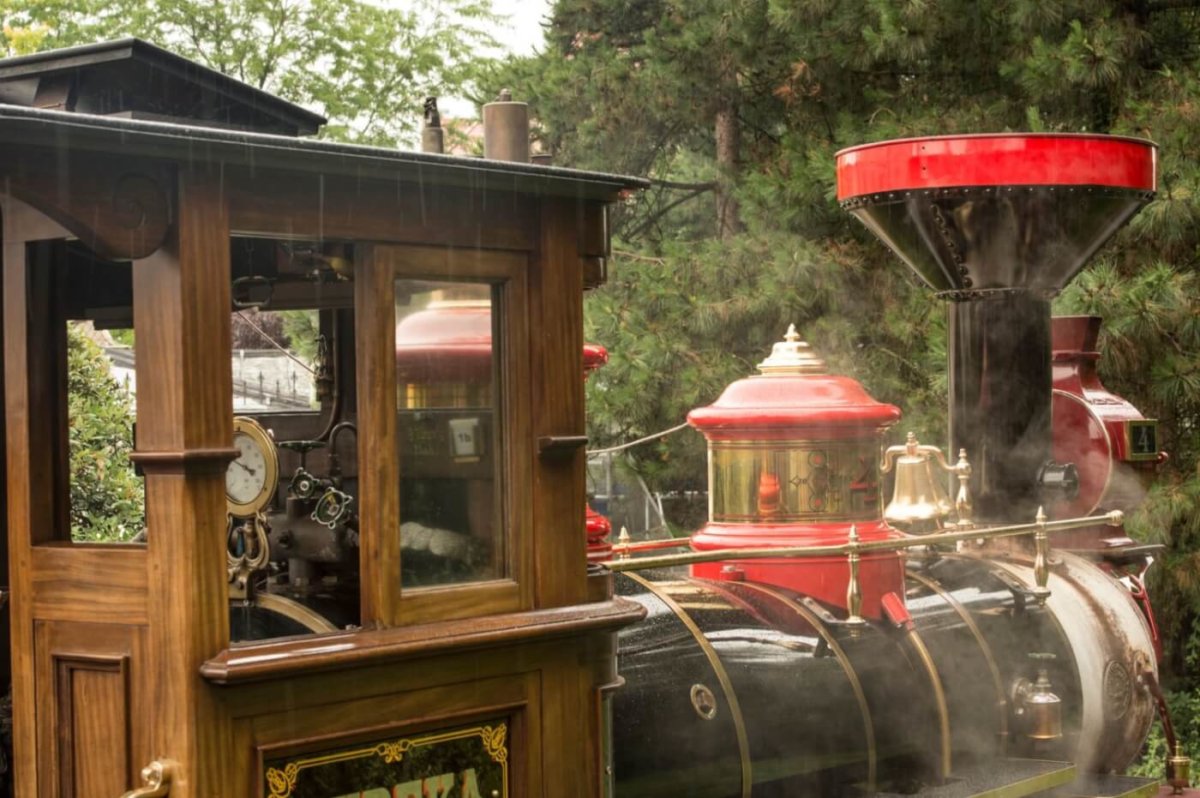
[482,724,508,764]
[264,722,509,798]
[266,763,299,798]
[377,739,411,764]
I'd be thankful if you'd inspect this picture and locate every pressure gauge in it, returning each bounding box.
[227,417,279,518]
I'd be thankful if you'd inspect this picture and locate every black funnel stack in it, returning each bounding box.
[837,134,1156,523]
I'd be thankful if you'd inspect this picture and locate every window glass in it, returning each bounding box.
[395,278,504,587]
[67,322,144,542]
[225,243,359,642]
[231,309,322,414]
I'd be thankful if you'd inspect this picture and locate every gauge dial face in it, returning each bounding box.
[227,418,279,517]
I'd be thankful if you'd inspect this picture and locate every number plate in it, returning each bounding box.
[1124,420,1159,462]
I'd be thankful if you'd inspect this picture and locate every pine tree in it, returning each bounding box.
[502,0,1200,696]
[2,0,498,146]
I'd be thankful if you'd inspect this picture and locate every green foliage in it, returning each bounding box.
[587,233,945,490]
[66,325,143,543]
[1,0,498,146]
[1128,626,1200,784]
[280,310,321,363]
[512,0,1200,689]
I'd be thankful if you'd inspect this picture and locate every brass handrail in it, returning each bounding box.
[611,537,691,556]
[600,510,1122,572]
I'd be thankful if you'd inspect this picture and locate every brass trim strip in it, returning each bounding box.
[1116,777,1165,798]
[970,762,1076,798]
[906,570,1009,752]
[904,626,952,780]
[729,581,877,792]
[624,572,752,797]
[252,593,339,634]
[709,439,879,449]
[711,512,880,524]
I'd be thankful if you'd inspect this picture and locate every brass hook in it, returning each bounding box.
[120,759,180,798]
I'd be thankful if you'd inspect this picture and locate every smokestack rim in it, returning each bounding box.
[835,133,1156,201]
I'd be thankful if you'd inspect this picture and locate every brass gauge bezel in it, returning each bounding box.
[227,417,279,518]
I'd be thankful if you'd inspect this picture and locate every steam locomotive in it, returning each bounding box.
[607,134,1188,797]
[0,37,1187,798]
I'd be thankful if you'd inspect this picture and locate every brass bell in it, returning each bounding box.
[881,433,955,530]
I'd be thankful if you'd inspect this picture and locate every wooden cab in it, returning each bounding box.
[0,39,644,797]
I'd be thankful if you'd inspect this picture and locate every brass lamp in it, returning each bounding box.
[1012,654,1063,742]
[881,432,972,532]
[1021,669,1063,741]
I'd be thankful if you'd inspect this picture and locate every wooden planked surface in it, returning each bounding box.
[229,170,537,252]
[30,544,148,625]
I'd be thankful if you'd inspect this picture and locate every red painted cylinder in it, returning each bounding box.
[1049,315,1164,546]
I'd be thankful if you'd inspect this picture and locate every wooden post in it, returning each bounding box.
[531,201,587,609]
[3,199,72,796]
[354,244,400,627]
[131,168,234,796]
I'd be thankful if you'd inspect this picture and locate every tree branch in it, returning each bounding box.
[612,248,667,264]
[1144,0,1200,10]
[625,186,711,241]
[647,178,718,191]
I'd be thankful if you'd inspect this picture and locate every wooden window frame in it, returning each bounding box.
[357,244,532,627]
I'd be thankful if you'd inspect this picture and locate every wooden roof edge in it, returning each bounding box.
[0,104,649,202]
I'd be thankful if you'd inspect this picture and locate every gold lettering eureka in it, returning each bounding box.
[333,768,489,798]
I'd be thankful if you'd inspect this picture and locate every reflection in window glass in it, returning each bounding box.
[395,279,503,587]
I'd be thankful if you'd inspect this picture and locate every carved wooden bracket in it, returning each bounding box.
[577,202,609,290]
[0,147,173,259]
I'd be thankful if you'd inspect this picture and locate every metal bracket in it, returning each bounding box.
[538,435,589,457]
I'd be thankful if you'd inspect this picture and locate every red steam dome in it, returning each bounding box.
[687,326,904,617]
